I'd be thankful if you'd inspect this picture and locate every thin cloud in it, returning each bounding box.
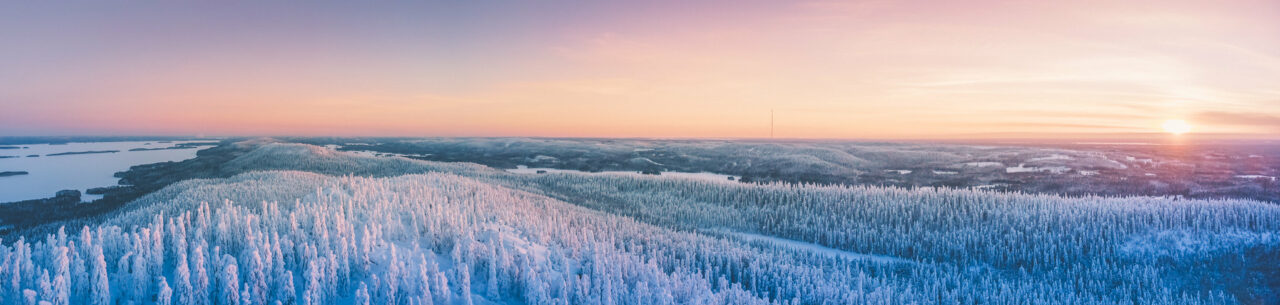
[1192,111,1280,131]
[973,122,1148,130]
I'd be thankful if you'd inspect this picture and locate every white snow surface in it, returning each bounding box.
[1006,164,1071,174]
[1027,154,1072,162]
[1234,175,1276,181]
[958,161,1003,168]
[506,166,738,182]
[709,229,914,265]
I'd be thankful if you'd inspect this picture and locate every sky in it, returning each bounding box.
[2,0,1279,139]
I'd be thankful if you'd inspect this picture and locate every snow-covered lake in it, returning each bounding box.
[506,165,739,182]
[1235,175,1277,182]
[1027,154,1072,162]
[326,145,426,158]
[0,141,206,202]
[1006,163,1071,174]
[958,161,1003,168]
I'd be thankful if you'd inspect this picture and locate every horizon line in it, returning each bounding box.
[3,132,1278,143]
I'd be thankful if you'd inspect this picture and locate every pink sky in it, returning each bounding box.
[2,0,1278,139]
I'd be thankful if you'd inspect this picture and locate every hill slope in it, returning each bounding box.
[1,141,1276,304]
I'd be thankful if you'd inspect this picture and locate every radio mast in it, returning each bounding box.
[770,109,774,139]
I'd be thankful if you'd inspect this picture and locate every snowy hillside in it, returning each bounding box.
[1,142,1277,304]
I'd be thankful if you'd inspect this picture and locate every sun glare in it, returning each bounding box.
[1161,119,1192,135]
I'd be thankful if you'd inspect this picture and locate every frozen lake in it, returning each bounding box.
[506,165,739,182]
[0,141,206,202]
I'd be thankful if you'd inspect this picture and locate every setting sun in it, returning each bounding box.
[1162,119,1192,135]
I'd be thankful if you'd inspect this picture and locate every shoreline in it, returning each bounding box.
[0,139,249,239]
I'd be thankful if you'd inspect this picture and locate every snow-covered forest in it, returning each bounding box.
[2,142,1277,304]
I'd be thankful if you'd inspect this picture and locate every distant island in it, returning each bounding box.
[0,171,29,177]
[0,136,202,145]
[129,141,219,151]
[128,146,196,152]
[85,185,133,195]
[45,150,120,156]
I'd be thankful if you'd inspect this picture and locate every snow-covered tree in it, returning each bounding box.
[245,251,268,305]
[21,289,36,305]
[354,282,370,305]
[49,247,69,305]
[272,269,294,305]
[190,245,209,305]
[302,260,323,305]
[155,276,173,305]
[218,257,240,305]
[457,263,473,305]
[173,257,193,305]
[88,246,110,305]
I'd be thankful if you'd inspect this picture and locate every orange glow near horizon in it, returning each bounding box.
[1,1,1279,139]
[1162,120,1193,135]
